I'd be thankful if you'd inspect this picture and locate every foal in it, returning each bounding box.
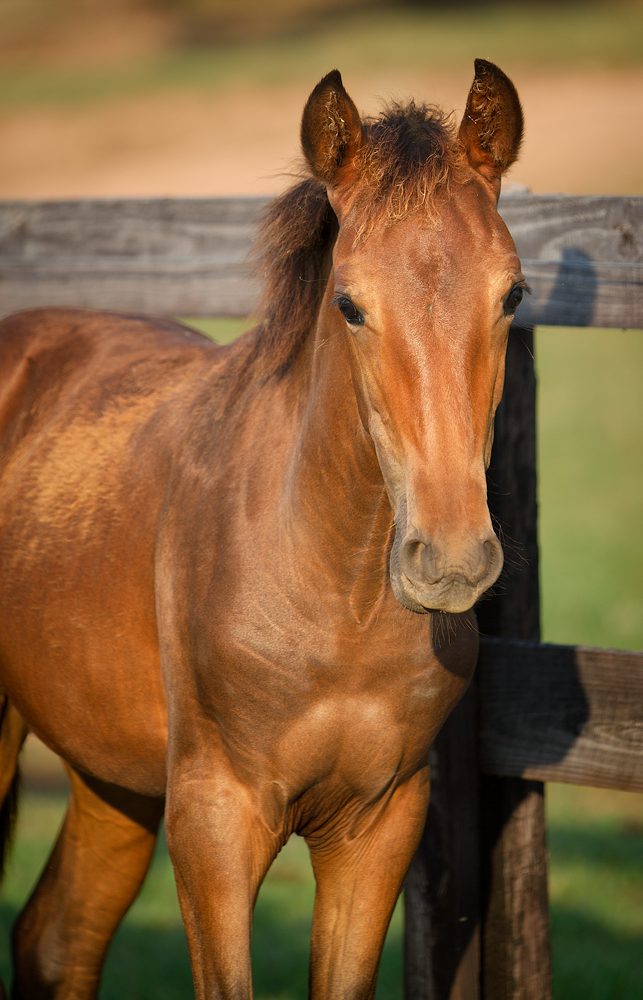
[0,60,523,999]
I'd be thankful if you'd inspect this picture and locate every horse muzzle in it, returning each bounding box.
[390,526,504,614]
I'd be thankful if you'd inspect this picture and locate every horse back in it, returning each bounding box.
[0,307,219,444]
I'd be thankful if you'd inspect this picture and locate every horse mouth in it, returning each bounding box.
[392,570,487,615]
[389,531,504,615]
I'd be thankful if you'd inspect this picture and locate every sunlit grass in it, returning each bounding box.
[184,316,254,344]
[547,783,643,999]
[0,793,400,1000]
[1,2,642,112]
[536,327,643,652]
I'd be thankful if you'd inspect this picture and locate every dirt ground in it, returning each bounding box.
[1,65,642,199]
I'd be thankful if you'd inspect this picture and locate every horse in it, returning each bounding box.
[0,60,523,1000]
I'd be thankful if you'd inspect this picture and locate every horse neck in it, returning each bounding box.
[282,291,394,614]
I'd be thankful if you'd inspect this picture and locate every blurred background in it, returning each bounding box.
[1,0,643,197]
[0,1,642,998]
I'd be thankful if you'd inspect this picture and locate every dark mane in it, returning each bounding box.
[250,101,464,378]
[357,101,466,229]
[248,178,337,380]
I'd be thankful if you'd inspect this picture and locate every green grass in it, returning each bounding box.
[536,327,643,651]
[537,325,643,994]
[185,316,254,344]
[1,2,642,112]
[0,793,401,1000]
[547,784,643,999]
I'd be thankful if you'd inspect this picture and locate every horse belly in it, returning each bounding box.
[0,625,168,798]
[0,396,169,795]
[0,518,168,795]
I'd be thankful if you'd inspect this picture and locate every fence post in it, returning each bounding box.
[404,325,551,1000]
[476,324,552,1000]
[404,684,480,1000]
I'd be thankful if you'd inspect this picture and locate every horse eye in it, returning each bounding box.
[504,284,524,316]
[335,295,364,326]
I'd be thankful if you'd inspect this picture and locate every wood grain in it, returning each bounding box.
[476,775,551,1000]
[0,197,268,316]
[499,193,643,328]
[0,195,641,327]
[478,638,643,792]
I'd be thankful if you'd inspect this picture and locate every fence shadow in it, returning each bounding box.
[537,247,598,328]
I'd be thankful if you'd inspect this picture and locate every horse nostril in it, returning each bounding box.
[400,535,442,585]
[400,537,420,578]
[419,541,443,585]
[400,532,502,588]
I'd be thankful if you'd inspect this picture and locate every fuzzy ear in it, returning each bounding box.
[301,70,363,188]
[459,59,523,187]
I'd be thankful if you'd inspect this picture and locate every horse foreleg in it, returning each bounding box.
[307,768,431,1000]
[11,767,164,1000]
[165,770,279,1000]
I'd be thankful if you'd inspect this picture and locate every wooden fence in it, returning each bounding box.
[1,191,642,1000]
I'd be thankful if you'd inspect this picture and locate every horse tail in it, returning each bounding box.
[0,694,28,879]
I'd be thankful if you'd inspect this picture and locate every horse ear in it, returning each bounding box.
[459,59,523,187]
[301,70,363,189]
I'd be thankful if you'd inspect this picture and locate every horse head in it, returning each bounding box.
[301,61,524,615]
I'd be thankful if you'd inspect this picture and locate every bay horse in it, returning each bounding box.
[0,60,523,1000]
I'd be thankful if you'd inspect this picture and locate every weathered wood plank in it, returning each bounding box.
[0,195,641,326]
[0,259,257,317]
[499,193,643,328]
[478,638,643,792]
[0,197,268,316]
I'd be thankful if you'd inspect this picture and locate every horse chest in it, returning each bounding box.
[272,685,443,801]
[206,612,470,804]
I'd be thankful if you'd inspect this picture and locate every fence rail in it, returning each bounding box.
[0,196,266,316]
[0,191,641,1000]
[478,638,643,792]
[1,193,642,326]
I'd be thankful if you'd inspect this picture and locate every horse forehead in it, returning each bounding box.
[335,191,515,288]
